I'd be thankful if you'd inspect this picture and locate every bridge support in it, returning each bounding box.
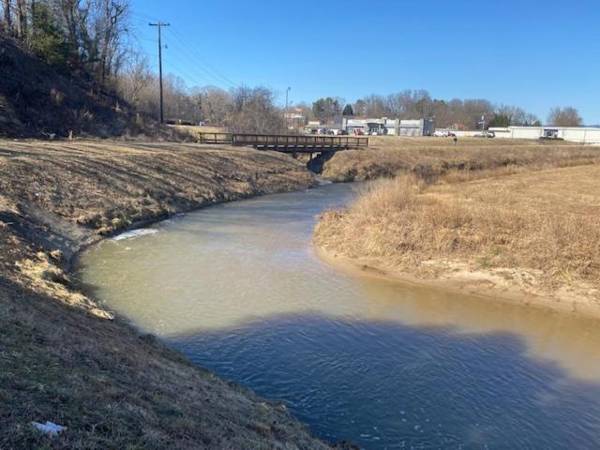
[307,150,336,173]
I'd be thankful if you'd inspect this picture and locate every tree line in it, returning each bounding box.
[0,2,585,131]
[307,91,583,129]
[1,0,128,85]
[117,58,286,133]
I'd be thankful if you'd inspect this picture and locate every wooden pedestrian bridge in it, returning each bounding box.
[199,132,369,153]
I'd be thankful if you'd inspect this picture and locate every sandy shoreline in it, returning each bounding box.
[315,246,600,320]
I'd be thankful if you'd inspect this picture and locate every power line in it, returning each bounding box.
[162,39,231,88]
[167,27,239,89]
[162,47,216,88]
[130,13,236,90]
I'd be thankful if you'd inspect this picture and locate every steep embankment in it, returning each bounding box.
[0,140,329,449]
[315,165,600,317]
[0,36,174,139]
[320,137,600,182]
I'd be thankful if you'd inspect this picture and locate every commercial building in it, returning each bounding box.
[342,118,435,136]
[397,119,435,137]
[489,126,600,144]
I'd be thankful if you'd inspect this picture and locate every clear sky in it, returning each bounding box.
[129,0,600,124]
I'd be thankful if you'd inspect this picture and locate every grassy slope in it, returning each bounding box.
[0,140,329,449]
[315,164,600,316]
[321,136,600,181]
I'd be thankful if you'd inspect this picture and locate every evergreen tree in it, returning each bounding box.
[29,2,71,69]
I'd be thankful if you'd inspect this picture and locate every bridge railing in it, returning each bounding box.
[198,132,369,149]
[231,134,369,148]
[199,132,233,144]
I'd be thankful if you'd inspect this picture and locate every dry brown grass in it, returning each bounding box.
[172,124,228,139]
[315,164,600,313]
[0,140,314,237]
[322,136,600,182]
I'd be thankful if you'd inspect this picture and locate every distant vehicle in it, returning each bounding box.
[433,130,457,137]
[475,131,496,138]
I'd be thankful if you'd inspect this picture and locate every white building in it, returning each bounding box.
[342,118,434,136]
[397,119,435,137]
[489,126,600,144]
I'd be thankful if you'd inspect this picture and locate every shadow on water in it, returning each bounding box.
[168,313,600,449]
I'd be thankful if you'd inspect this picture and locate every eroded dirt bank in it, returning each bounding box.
[0,140,332,449]
[314,165,600,318]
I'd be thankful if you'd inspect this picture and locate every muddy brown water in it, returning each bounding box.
[78,183,600,449]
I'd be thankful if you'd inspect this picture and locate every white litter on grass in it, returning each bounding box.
[112,228,158,241]
[31,421,66,437]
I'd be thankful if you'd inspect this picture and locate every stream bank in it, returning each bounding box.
[0,140,330,449]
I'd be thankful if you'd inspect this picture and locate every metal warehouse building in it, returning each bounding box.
[342,118,435,136]
[489,126,600,144]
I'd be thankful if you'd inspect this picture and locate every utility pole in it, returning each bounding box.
[149,21,170,124]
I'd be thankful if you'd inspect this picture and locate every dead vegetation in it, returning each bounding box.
[0,140,315,237]
[315,164,600,315]
[0,140,326,448]
[321,136,600,181]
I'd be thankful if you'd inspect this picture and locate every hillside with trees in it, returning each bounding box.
[0,0,287,137]
[0,0,167,137]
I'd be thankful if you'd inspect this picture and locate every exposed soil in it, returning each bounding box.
[0,140,331,449]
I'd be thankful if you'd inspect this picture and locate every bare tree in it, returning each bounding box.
[312,97,343,123]
[117,52,154,107]
[2,0,13,33]
[94,0,128,83]
[15,0,26,38]
[547,107,582,127]
[228,86,285,134]
[202,87,231,125]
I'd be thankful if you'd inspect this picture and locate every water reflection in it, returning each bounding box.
[78,183,600,448]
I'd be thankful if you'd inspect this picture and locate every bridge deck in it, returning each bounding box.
[199,132,368,153]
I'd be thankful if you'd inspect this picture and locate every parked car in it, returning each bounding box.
[433,130,457,137]
[475,131,495,138]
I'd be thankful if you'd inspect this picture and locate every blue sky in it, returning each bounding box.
[130,0,600,124]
